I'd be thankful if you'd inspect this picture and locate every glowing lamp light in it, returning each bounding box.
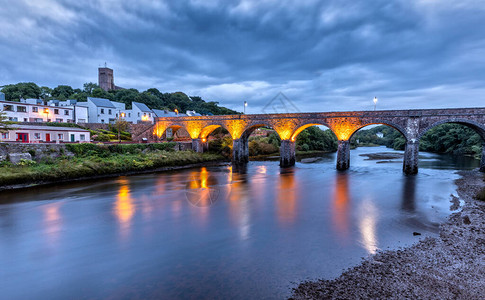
[120,112,126,118]
[141,115,149,121]
[174,109,179,115]
[44,108,49,113]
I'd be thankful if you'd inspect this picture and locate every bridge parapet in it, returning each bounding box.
[154,107,485,174]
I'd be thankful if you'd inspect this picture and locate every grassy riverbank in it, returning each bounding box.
[0,144,224,187]
[291,170,485,299]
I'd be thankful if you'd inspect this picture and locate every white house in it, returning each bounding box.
[78,97,125,124]
[0,99,74,123]
[0,124,90,143]
[47,99,88,123]
[124,101,154,124]
[0,92,5,101]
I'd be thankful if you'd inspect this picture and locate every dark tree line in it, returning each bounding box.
[351,124,483,156]
[1,82,239,115]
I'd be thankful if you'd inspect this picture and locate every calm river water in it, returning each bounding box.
[0,147,479,299]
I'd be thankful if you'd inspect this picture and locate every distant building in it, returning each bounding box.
[78,97,124,124]
[47,99,88,123]
[124,102,154,124]
[0,92,5,101]
[376,132,384,138]
[0,99,74,123]
[98,67,123,91]
[0,124,90,143]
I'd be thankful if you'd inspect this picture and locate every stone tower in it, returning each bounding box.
[98,67,115,91]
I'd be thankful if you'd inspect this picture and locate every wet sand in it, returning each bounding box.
[291,170,485,300]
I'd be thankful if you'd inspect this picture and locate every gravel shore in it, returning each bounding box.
[291,170,485,300]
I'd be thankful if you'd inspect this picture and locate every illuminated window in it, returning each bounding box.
[17,106,27,112]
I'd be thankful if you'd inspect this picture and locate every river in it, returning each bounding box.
[0,147,479,299]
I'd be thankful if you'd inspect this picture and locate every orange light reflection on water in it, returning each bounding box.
[276,171,297,225]
[332,173,350,244]
[114,178,135,237]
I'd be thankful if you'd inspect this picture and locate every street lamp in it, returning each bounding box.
[44,108,49,122]
[373,97,378,111]
[244,101,247,114]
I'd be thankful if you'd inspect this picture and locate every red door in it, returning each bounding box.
[45,133,51,142]
[16,133,29,143]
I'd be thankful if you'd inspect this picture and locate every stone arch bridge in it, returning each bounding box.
[153,108,485,174]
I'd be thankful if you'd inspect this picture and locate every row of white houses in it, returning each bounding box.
[0,92,200,125]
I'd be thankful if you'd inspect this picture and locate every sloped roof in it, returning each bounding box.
[133,101,152,112]
[5,124,90,132]
[152,109,178,117]
[88,97,116,108]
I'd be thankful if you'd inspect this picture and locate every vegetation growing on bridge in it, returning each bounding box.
[1,82,239,115]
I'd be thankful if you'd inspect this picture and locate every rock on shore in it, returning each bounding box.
[291,170,485,300]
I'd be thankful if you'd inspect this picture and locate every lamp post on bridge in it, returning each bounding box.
[244,101,247,114]
[373,97,378,111]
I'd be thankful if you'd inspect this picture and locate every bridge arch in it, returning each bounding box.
[418,118,485,140]
[240,123,283,140]
[198,124,231,141]
[349,120,409,142]
[154,123,187,140]
[290,122,334,142]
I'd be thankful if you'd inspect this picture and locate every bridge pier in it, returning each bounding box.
[192,138,208,153]
[336,140,350,170]
[280,140,295,167]
[232,138,249,165]
[403,141,419,174]
[480,143,485,172]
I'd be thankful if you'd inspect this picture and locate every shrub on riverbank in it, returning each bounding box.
[0,150,223,186]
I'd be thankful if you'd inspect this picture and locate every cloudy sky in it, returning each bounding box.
[1,0,485,113]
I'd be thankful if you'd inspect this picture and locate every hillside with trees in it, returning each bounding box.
[1,82,239,115]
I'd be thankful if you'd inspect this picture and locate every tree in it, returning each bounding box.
[83,82,99,94]
[1,82,41,100]
[40,86,52,99]
[51,85,75,100]
[0,111,11,133]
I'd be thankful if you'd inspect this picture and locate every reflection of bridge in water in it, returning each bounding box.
[153,108,485,174]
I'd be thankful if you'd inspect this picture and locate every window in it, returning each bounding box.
[8,117,18,121]
[128,113,131,117]
[101,119,105,123]
[78,119,86,123]
[143,113,146,116]
[138,113,140,117]
[1,133,8,139]
[17,106,27,112]
[32,107,39,112]
[108,109,112,114]
[23,118,27,122]
[80,134,85,141]
[34,133,41,139]
[58,134,63,140]
[100,109,105,114]
[54,109,59,114]
[55,118,63,123]
[64,110,69,115]
[34,118,43,122]
[3,104,13,111]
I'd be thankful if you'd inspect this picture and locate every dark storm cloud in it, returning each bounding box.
[1,0,485,112]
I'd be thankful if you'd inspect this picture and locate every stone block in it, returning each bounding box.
[9,153,33,165]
